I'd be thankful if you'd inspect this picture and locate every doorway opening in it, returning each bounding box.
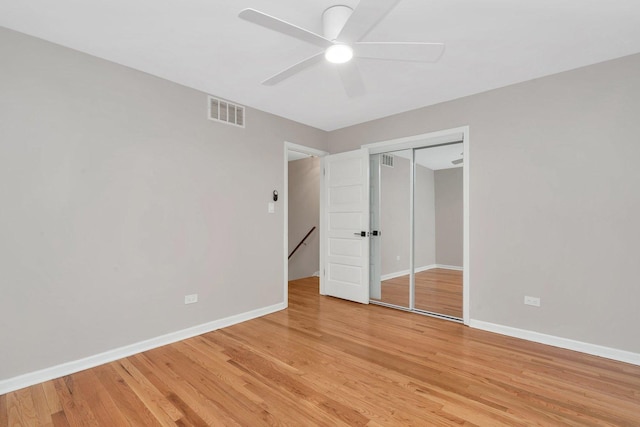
[283,142,327,307]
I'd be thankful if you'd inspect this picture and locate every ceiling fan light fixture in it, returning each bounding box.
[239,2,445,96]
[325,44,353,64]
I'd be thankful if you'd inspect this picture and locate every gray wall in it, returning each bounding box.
[288,157,320,280]
[328,53,640,354]
[435,168,463,266]
[0,28,326,380]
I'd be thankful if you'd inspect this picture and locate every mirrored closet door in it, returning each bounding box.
[370,143,464,321]
[413,143,463,319]
[369,150,412,309]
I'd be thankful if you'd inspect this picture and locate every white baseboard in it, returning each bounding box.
[380,264,463,281]
[470,320,640,366]
[417,264,437,273]
[435,264,463,271]
[380,268,411,281]
[0,302,286,395]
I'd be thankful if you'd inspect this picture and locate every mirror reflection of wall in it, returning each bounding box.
[414,161,436,273]
[370,142,464,320]
[370,150,411,308]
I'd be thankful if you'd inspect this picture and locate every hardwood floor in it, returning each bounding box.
[3,277,640,426]
[372,268,463,318]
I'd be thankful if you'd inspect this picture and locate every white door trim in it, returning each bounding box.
[284,142,328,307]
[362,126,471,325]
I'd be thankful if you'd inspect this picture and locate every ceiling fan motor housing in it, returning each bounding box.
[322,5,353,41]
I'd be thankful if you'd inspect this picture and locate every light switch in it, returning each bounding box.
[268,202,275,213]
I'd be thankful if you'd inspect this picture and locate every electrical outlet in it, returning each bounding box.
[184,294,198,304]
[524,296,540,307]
[396,255,400,261]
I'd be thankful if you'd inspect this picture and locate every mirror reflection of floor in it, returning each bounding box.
[371,268,462,318]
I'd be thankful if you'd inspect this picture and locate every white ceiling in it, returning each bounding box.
[2,1,640,131]
[287,150,313,162]
[415,143,463,171]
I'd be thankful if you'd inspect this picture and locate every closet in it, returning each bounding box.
[369,142,464,321]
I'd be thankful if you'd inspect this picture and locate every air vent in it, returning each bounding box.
[208,96,245,128]
[381,153,394,167]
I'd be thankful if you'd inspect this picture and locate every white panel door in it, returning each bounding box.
[322,149,369,304]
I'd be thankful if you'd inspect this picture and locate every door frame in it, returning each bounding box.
[362,126,471,324]
[283,141,328,307]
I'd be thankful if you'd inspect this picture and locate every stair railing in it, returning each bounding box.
[288,226,317,259]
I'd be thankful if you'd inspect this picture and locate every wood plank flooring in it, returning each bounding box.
[2,277,640,426]
[372,268,463,318]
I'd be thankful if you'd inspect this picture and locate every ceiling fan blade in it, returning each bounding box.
[337,0,402,44]
[262,52,325,86]
[337,62,365,98]
[354,42,445,62]
[239,8,333,48]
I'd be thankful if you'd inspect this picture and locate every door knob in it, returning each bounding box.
[353,231,367,237]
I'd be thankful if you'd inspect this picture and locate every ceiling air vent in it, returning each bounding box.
[381,153,394,167]
[208,96,245,128]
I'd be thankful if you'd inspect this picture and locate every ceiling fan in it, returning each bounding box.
[239,0,445,97]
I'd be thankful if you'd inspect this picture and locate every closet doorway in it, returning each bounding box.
[368,138,466,322]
